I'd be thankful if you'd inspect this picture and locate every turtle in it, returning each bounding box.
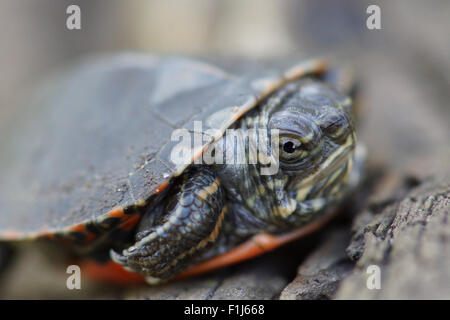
[0,54,365,284]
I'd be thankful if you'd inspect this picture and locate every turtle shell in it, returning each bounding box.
[0,54,328,243]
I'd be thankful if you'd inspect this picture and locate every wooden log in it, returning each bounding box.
[335,172,450,299]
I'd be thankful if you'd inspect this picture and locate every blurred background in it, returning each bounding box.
[0,0,449,298]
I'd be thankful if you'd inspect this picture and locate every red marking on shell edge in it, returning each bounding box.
[119,214,140,231]
[68,224,96,243]
[193,145,208,163]
[44,233,56,240]
[155,181,169,193]
[106,207,126,218]
[81,260,145,285]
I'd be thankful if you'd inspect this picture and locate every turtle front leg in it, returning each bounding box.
[111,167,226,282]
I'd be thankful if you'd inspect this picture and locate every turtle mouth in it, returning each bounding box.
[294,133,355,190]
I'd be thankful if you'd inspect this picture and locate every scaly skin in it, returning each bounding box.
[111,77,362,281]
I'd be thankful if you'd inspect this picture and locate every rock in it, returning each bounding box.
[0,243,113,299]
[205,255,289,300]
[124,273,226,300]
[280,228,353,300]
[335,173,450,299]
[123,251,291,300]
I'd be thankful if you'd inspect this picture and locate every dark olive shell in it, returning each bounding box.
[0,54,327,239]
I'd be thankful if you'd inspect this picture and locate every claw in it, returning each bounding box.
[110,249,128,266]
[110,248,141,273]
[110,248,161,281]
[145,276,162,285]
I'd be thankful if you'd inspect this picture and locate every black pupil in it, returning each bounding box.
[283,141,296,153]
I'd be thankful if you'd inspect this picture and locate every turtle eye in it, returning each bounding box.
[279,136,308,162]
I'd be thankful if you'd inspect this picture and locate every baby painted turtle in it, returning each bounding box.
[0,54,365,283]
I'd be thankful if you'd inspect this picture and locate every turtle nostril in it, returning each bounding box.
[323,121,340,135]
[320,113,350,141]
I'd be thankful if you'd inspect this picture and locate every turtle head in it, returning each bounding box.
[265,79,358,220]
